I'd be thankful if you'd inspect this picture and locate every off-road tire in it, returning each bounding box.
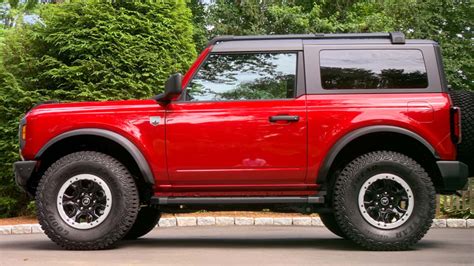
[319,213,347,239]
[123,206,161,240]
[333,151,435,251]
[36,151,139,250]
[449,90,474,176]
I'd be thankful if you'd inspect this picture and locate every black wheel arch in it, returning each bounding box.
[318,125,442,191]
[35,128,155,186]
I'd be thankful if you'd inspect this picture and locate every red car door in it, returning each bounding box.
[165,52,308,191]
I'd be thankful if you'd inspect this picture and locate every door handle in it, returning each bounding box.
[269,115,300,122]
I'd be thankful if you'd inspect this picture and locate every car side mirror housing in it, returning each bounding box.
[154,73,182,103]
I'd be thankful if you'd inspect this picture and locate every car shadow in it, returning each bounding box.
[117,236,442,252]
[0,237,362,251]
[117,237,364,251]
[0,234,442,252]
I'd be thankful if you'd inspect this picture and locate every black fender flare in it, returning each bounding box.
[317,125,439,184]
[35,128,155,185]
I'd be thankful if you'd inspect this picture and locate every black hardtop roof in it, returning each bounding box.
[208,32,407,47]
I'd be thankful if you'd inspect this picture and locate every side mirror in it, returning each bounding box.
[154,73,182,103]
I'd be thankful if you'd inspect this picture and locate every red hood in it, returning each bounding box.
[28,99,161,116]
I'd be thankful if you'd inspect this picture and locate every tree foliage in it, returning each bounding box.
[0,1,196,217]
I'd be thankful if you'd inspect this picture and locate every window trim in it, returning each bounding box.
[319,49,429,90]
[179,51,304,103]
[304,44,443,94]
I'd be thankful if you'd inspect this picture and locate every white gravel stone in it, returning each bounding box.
[255,217,273,225]
[2,217,471,235]
[159,217,177,227]
[273,218,292,226]
[0,226,12,235]
[12,224,32,234]
[467,219,474,228]
[311,217,324,227]
[31,224,43,234]
[177,217,197,227]
[432,219,447,228]
[216,217,234,226]
[235,217,254,226]
[197,217,216,226]
[447,219,466,228]
[293,217,312,226]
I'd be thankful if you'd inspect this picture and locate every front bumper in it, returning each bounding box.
[13,160,37,195]
[437,161,469,191]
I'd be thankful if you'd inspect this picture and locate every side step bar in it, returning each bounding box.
[150,196,324,205]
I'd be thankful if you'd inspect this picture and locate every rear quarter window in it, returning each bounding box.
[320,50,428,90]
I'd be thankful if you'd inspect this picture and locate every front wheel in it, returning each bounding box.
[36,151,139,250]
[333,151,435,251]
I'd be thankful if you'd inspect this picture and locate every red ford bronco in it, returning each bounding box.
[14,32,470,250]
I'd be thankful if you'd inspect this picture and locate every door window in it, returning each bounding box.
[186,53,297,101]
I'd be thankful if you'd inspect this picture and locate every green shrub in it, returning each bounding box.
[0,1,196,217]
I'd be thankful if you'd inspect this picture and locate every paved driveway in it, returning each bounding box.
[0,226,472,265]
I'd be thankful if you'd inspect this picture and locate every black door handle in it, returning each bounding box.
[269,115,300,122]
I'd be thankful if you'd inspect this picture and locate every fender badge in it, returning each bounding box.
[150,116,161,126]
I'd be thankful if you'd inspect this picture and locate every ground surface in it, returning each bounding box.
[0,227,472,265]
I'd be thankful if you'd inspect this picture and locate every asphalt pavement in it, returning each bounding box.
[0,226,472,265]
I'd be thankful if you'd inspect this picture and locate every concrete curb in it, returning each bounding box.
[1,218,472,235]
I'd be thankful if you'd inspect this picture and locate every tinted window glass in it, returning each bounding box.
[186,53,296,101]
[320,50,428,89]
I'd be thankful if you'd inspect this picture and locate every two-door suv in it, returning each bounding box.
[14,32,470,250]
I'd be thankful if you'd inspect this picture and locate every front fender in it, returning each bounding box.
[35,128,155,185]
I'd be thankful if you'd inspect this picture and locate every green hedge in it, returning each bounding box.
[0,1,196,217]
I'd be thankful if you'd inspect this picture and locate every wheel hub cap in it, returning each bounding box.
[57,174,112,230]
[380,197,389,206]
[358,173,414,229]
[81,197,91,206]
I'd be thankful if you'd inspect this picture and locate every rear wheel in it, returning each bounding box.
[123,206,161,240]
[333,151,435,251]
[319,213,347,239]
[36,151,139,250]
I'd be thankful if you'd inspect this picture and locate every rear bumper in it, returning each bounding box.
[437,161,469,191]
[13,160,37,195]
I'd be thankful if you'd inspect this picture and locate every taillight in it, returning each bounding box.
[450,107,461,144]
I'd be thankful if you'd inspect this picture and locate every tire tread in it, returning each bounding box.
[333,151,436,251]
[36,151,139,250]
